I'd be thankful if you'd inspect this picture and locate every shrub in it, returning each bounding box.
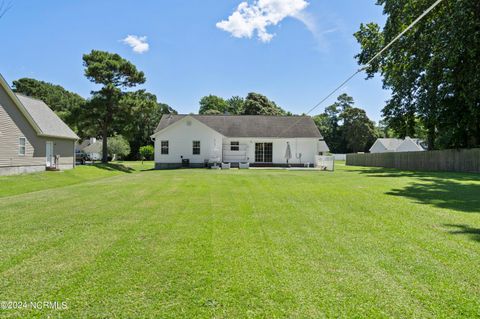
[108,135,130,160]
[139,145,154,161]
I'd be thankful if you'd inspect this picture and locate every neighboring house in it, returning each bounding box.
[369,137,427,153]
[396,137,427,152]
[369,138,404,153]
[151,114,330,169]
[0,74,78,176]
[76,137,102,160]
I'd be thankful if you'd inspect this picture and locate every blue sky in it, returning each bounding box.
[0,0,390,122]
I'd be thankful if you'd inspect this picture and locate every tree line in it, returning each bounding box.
[354,0,480,150]
[198,93,290,116]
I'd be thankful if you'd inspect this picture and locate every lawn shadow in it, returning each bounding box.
[347,167,480,213]
[444,224,480,243]
[347,167,480,182]
[92,163,135,173]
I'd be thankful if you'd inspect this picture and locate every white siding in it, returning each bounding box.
[153,116,323,165]
[154,117,224,164]
[221,137,319,164]
[396,139,424,152]
[369,140,389,153]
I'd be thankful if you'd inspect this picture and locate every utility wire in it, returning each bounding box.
[276,0,444,138]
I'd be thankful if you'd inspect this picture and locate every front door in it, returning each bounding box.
[255,143,273,163]
[46,141,54,167]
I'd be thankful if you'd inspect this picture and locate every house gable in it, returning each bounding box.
[152,115,225,138]
[0,74,77,173]
[396,137,426,152]
[0,74,42,135]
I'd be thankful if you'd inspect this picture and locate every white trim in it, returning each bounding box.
[18,137,26,156]
[46,141,54,167]
[192,140,201,155]
[160,140,169,155]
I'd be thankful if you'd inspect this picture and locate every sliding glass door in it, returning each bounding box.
[255,143,273,163]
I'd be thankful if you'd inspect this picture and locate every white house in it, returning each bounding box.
[76,137,102,160]
[396,137,427,152]
[369,138,404,153]
[369,137,426,153]
[151,115,330,169]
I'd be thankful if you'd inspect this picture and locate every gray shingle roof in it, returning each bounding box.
[16,94,78,140]
[83,141,103,154]
[155,115,323,138]
[376,138,404,151]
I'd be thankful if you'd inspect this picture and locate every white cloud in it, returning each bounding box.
[216,0,310,43]
[122,35,149,54]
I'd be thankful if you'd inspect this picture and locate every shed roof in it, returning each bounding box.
[83,140,103,154]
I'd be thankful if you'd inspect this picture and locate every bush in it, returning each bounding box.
[108,135,130,160]
[139,145,154,161]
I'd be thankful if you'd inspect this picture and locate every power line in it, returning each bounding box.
[276,0,445,138]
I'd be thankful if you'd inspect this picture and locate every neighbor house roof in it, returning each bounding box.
[154,115,323,138]
[0,73,78,140]
[407,137,427,150]
[372,138,404,151]
[83,140,103,154]
[15,94,79,140]
[397,137,427,151]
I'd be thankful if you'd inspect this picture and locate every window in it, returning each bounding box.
[19,137,26,156]
[161,141,169,155]
[231,141,239,151]
[192,141,201,155]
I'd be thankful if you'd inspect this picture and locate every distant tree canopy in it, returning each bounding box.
[355,0,480,150]
[12,78,86,132]
[198,92,287,115]
[117,90,176,159]
[243,93,286,115]
[313,94,377,153]
[199,95,229,114]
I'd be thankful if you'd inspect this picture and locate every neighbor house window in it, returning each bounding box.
[161,141,169,155]
[193,141,200,155]
[231,141,239,151]
[19,137,26,156]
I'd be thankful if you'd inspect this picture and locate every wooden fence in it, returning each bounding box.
[346,148,480,173]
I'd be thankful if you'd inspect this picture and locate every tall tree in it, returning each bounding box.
[118,90,176,159]
[355,0,480,150]
[341,108,377,153]
[12,78,85,132]
[313,94,377,153]
[243,92,286,115]
[83,50,146,162]
[199,95,228,114]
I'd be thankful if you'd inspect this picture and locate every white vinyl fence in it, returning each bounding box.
[332,154,347,161]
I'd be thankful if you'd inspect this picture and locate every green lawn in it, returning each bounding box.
[0,163,479,318]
